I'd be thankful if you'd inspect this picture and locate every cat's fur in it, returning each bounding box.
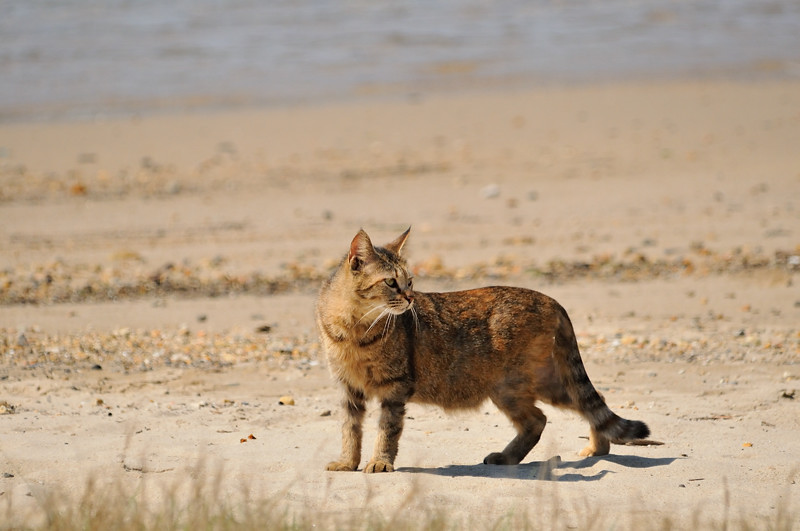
[316,228,650,473]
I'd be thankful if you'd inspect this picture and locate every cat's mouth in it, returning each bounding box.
[388,299,413,315]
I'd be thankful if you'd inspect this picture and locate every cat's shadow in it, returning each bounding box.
[398,454,679,482]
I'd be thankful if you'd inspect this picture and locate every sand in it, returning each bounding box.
[1,80,799,528]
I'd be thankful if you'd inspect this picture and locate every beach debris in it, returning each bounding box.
[779,389,795,400]
[1,245,797,306]
[742,442,753,448]
[0,402,16,415]
[624,439,664,447]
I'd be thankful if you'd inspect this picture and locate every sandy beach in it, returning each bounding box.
[1,80,799,528]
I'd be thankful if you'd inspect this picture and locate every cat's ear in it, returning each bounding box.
[384,226,411,255]
[348,229,377,271]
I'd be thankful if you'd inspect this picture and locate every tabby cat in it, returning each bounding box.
[316,228,649,473]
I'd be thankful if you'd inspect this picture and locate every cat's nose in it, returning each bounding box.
[403,290,414,302]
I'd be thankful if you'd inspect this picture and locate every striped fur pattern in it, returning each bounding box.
[316,228,650,473]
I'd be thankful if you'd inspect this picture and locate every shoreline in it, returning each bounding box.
[2,74,799,126]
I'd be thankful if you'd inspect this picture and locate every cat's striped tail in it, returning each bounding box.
[553,307,650,443]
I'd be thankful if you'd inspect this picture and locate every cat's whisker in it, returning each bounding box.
[410,305,421,333]
[356,303,389,326]
[381,313,395,342]
[364,307,392,338]
[381,312,390,337]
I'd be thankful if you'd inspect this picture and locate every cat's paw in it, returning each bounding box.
[578,445,609,457]
[483,452,512,465]
[326,461,358,472]
[364,460,394,473]
[579,438,610,457]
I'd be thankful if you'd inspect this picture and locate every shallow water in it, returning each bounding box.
[1,0,799,121]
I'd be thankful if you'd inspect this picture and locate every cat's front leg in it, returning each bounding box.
[365,398,407,473]
[326,385,366,471]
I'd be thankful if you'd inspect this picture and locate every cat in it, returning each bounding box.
[315,228,650,473]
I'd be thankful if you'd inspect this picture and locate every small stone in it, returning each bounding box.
[166,180,182,195]
[69,182,88,196]
[278,396,295,406]
[3,472,13,478]
[15,333,28,347]
[91,364,102,371]
[320,410,332,417]
[620,335,637,345]
[481,184,500,199]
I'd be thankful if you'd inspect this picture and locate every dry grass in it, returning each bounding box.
[1,468,795,531]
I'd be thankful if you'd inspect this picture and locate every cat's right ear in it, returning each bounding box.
[348,229,376,272]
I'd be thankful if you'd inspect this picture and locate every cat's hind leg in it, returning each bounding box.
[579,426,610,457]
[484,394,547,465]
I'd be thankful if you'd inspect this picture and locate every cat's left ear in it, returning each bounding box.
[384,226,411,255]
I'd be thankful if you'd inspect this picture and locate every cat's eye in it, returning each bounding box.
[384,278,398,288]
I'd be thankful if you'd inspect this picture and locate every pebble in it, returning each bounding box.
[481,184,500,199]
[16,333,28,347]
[278,396,295,406]
[0,327,322,374]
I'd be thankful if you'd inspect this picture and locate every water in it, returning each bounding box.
[1,0,798,121]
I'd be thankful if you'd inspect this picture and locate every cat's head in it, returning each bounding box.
[344,227,414,316]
